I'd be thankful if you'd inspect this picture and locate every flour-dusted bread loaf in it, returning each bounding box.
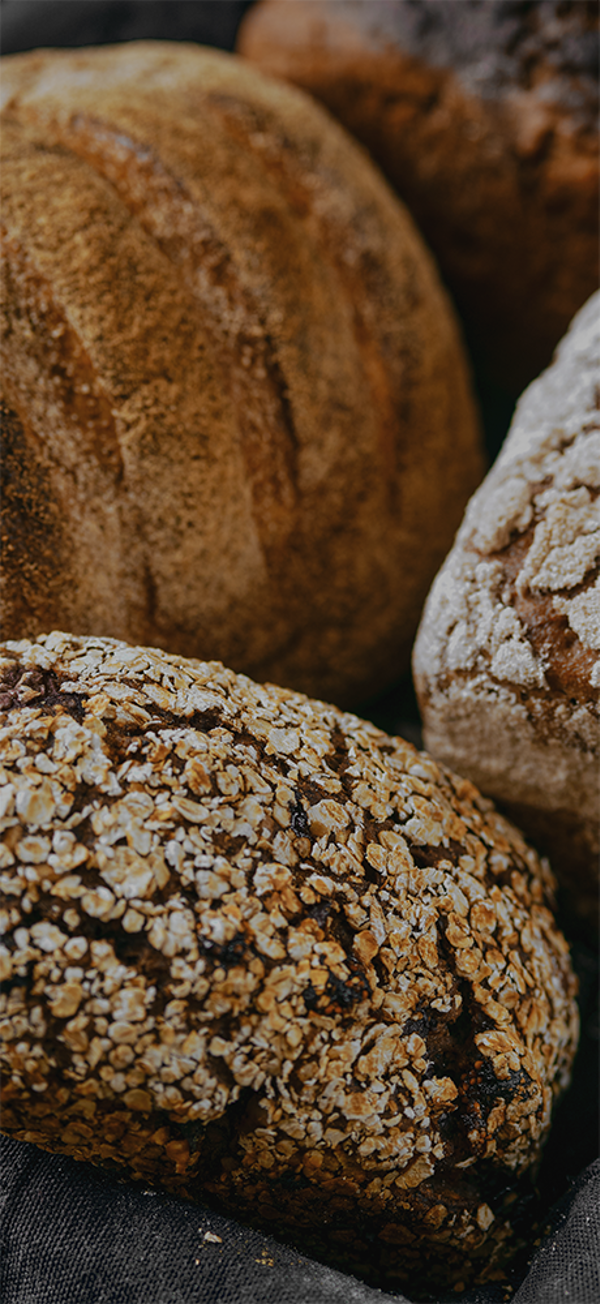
[0,41,483,708]
[0,633,579,1295]
[413,292,600,929]
[238,0,599,394]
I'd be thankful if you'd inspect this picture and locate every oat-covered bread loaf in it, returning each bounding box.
[413,292,600,929]
[238,0,599,393]
[0,40,483,708]
[0,633,579,1294]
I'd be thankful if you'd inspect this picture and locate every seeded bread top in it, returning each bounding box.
[1,632,578,1216]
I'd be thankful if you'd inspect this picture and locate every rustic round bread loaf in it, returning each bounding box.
[0,632,579,1295]
[238,0,599,394]
[413,291,600,931]
[0,40,483,708]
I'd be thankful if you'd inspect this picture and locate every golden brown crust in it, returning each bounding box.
[0,632,579,1293]
[0,41,483,706]
[238,0,600,393]
[0,395,69,635]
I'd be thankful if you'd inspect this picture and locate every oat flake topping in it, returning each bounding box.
[0,632,578,1292]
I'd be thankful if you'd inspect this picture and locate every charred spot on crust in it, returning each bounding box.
[0,663,87,720]
[303,963,370,1015]
[471,1055,530,1106]
[0,972,28,997]
[306,900,330,928]
[410,844,445,870]
[194,1088,268,1181]
[197,930,249,968]
[403,1010,431,1038]
[290,791,310,836]
[411,838,467,871]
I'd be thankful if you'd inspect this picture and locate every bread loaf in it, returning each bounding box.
[238,0,599,393]
[0,632,579,1295]
[0,40,483,707]
[413,291,600,929]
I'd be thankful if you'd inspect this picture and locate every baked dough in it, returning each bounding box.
[238,0,599,393]
[0,40,482,706]
[414,291,600,929]
[0,632,578,1293]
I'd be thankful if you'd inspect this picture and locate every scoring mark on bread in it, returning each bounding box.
[203,88,405,503]
[0,394,69,638]
[14,107,300,565]
[1,230,124,482]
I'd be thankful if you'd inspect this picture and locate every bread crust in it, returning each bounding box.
[238,0,599,392]
[413,292,600,927]
[0,632,578,1293]
[0,41,482,706]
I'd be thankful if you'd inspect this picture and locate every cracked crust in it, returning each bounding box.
[0,40,482,707]
[413,292,600,928]
[238,0,599,392]
[0,632,578,1294]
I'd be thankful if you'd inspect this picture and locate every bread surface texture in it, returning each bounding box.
[0,632,578,1293]
[413,291,600,927]
[0,40,482,707]
[238,0,599,393]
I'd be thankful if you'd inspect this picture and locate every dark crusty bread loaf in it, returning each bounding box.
[413,291,600,931]
[0,40,483,707]
[0,632,578,1294]
[238,0,599,393]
